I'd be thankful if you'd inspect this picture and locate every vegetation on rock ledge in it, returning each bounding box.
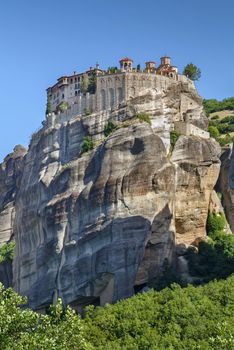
[135,113,151,125]
[0,241,15,263]
[104,121,118,137]
[80,136,95,155]
[170,130,181,149]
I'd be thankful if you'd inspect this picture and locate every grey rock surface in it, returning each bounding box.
[0,145,26,287]
[0,79,221,309]
[217,145,234,232]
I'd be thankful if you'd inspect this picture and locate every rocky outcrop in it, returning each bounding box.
[216,145,234,232]
[0,145,26,246]
[172,136,221,244]
[0,78,221,310]
[0,145,26,287]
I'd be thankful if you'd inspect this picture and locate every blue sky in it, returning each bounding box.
[0,0,233,161]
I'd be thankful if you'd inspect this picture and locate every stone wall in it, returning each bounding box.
[174,121,210,139]
[48,73,196,125]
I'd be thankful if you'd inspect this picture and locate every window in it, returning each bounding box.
[75,91,78,96]
[62,93,64,99]
[70,78,73,83]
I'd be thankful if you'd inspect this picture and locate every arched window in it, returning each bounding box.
[109,88,114,108]
[117,87,123,104]
[101,89,106,110]
[129,87,135,98]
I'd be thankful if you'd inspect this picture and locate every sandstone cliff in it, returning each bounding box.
[0,79,221,310]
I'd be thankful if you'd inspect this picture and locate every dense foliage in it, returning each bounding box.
[0,241,15,263]
[87,72,97,94]
[208,114,234,146]
[80,136,95,154]
[84,277,234,350]
[0,276,234,349]
[81,74,89,94]
[203,97,234,115]
[0,213,233,349]
[206,211,226,233]
[104,121,118,137]
[46,98,52,115]
[0,286,91,350]
[58,101,69,112]
[188,211,234,282]
[183,63,201,81]
[108,66,118,74]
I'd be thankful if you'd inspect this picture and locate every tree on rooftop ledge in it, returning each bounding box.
[81,74,89,94]
[108,67,118,74]
[58,101,69,112]
[46,97,52,115]
[87,72,97,94]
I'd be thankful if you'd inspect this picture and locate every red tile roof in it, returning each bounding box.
[119,57,133,62]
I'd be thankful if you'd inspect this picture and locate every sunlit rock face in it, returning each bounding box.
[0,145,26,246]
[217,146,234,232]
[172,136,221,244]
[0,145,26,287]
[0,77,220,310]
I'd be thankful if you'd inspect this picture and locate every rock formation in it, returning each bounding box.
[0,145,26,287]
[0,145,26,245]
[0,78,221,310]
[216,145,234,232]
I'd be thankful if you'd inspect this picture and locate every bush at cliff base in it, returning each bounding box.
[188,211,234,282]
[0,286,91,350]
[0,276,234,349]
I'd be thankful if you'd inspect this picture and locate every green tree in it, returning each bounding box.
[108,67,118,74]
[0,285,92,350]
[206,211,226,234]
[0,241,15,263]
[104,121,118,137]
[183,63,201,81]
[80,136,95,154]
[81,74,89,94]
[137,64,141,72]
[58,101,69,112]
[170,130,181,149]
[87,72,97,94]
[46,97,52,115]
[208,125,220,139]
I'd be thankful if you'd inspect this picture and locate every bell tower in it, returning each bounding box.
[160,56,171,66]
[119,57,133,72]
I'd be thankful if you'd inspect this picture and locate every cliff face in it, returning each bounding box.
[217,146,234,231]
[0,145,26,246]
[0,145,26,287]
[0,79,221,310]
